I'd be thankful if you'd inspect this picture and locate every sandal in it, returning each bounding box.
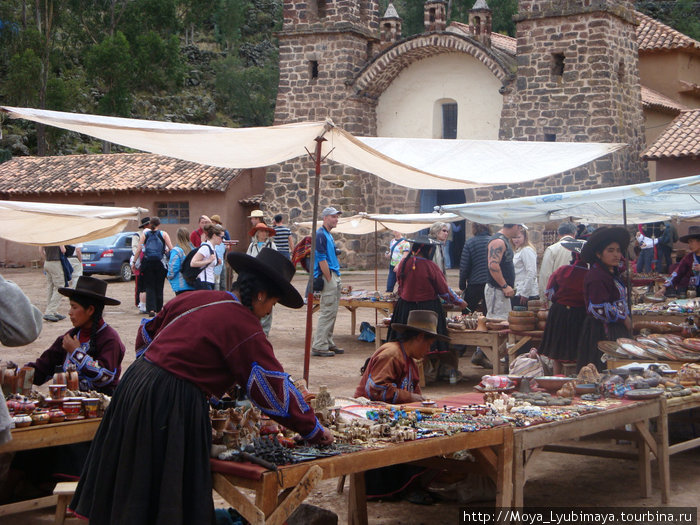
[402,489,435,505]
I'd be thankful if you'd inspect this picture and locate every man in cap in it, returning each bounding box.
[312,207,343,357]
[190,215,212,248]
[539,221,578,299]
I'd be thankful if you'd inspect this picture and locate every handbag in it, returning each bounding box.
[313,275,325,292]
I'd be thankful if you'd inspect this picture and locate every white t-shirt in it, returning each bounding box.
[196,241,217,284]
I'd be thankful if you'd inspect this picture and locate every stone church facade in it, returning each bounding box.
[264,0,650,267]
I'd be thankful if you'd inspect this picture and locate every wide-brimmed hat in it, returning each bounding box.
[391,310,450,342]
[561,240,586,254]
[227,248,303,308]
[58,276,120,306]
[247,210,264,219]
[408,235,444,246]
[210,214,223,225]
[680,226,700,243]
[581,227,630,264]
[249,222,277,238]
[138,217,151,229]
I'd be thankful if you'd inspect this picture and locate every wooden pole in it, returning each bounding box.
[623,199,632,313]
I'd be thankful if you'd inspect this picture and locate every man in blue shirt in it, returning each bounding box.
[312,207,343,357]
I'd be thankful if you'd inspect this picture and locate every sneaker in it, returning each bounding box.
[43,314,60,322]
[138,303,147,313]
[54,314,66,320]
[329,346,345,354]
[148,311,156,318]
[471,348,493,369]
[311,348,335,357]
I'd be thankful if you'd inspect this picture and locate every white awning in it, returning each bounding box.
[296,212,463,235]
[0,200,147,246]
[1,106,625,190]
[437,175,700,224]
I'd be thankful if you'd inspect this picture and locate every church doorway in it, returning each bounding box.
[419,189,466,269]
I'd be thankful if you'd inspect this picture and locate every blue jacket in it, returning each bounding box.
[313,226,340,278]
[167,246,195,293]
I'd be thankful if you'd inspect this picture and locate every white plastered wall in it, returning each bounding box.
[376,52,503,139]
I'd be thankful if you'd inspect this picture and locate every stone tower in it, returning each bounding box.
[380,3,402,49]
[424,0,447,32]
[265,0,381,267]
[469,0,492,47]
[498,0,647,194]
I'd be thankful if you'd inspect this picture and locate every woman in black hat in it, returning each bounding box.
[26,276,125,395]
[576,227,632,372]
[70,248,332,525]
[659,225,700,298]
[386,236,466,383]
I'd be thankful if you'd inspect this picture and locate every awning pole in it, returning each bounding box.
[623,199,632,314]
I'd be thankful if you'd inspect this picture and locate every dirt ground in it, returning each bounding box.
[2,267,699,524]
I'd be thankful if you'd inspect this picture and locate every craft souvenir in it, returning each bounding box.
[48,409,66,424]
[534,376,570,392]
[31,409,51,425]
[66,364,80,391]
[49,384,67,400]
[63,400,82,419]
[82,398,100,419]
[12,414,32,428]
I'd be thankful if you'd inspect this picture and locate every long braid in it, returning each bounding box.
[88,303,104,357]
[232,272,275,310]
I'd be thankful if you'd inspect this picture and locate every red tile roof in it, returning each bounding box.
[0,153,241,195]
[636,11,700,53]
[642,109,700,160]
[641,85,687,113]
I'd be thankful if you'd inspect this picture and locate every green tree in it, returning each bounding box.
[132,31,184,91]
[86,31,133,116]
[214,0,249,50]
[4,48,41,106]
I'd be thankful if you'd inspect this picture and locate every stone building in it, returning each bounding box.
[265,0,700,267]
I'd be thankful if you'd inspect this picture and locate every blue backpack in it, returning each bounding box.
[144,230,165,260]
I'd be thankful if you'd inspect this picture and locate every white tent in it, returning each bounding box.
[1,106,625,189]
[0,200,146,246]
[437,175,700,225]
[296,212,462,235]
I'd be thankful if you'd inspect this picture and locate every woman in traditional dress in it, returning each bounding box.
[576,227,632,371]
[538,241,587,375]
[70,248,332,524]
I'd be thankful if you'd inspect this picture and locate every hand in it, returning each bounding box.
[410,393,425,402]
[503,285,515,298]
[693,263,700,272]
[624,317,633,333]
[519,295,528,306]
[317,427,334,445]
[62,334,80,353]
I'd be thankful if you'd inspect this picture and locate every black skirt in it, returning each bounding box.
[70,358,214,525]
[386,297,449,354]
[538,302,586,362]
[576,317,630,372]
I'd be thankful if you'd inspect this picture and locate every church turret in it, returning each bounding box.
[469,0,492,47]
[424,0,446,32]
[380,3,402,49]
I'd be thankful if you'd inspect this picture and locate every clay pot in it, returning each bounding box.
[211,418,227,431]
[6,396,22,414]
[12,414,32,428]
[82,398,99,419]
[49,384,67,400]
[536,310,549,321]
[476,316,488,332]
[31,409,51,426]
[18,399,36,414]
[63,400,82,419]
[48,409,66,424]
[66,365,79,391]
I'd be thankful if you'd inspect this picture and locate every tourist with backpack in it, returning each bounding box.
[134,217,173,317]
[167,227,195,295]
[189,223,224,290]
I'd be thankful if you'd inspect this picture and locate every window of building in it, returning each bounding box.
[552,53,565,79]
[310,60,319,80]
[156,201,189,224]
[442,102,458,140]
[474,16,481,35]
[429,8,436,23]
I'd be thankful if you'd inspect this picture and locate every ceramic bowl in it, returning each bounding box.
[12,414,32,428]
[534,376,571,391]
[48,409,66,424]
[574,383,598,395]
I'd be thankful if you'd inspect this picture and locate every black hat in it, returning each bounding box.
[561,240,586,254]
[391,310,450,342]
[580,227,630,264]
[58,276,120,305]
[138,217,151,229]
[227,248,303,309]
[407,235,443,246]
[679,226,700,244]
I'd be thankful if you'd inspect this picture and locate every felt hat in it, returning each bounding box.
[58,276,120,306]
[138,217,151,229]
[679,226,700,243]
[321,207,342,218]
[249,222,277,238]
[247,210,264,219]
[561,240,586,254]
[581,227,630,264]
[210,214,223,225]
[407,235,443,246]
[227,248,303,308]
[391,310,450,342]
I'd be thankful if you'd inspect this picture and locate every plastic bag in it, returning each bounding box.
[358,321,375,342]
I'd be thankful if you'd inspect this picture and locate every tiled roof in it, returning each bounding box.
[0,153,241,195]
[448,21,517,55]
[641,85,687,113]
[642,109,700,160]
[636,11,700,53]
[238,194,263,206]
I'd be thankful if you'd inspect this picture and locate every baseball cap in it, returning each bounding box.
[321,207,342,218]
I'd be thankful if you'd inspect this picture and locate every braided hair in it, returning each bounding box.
[231,272,279,309]
[70,295,105,357]
[398,242,435,284]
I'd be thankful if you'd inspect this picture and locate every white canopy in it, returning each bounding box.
[296,212,463,235]
[1,106,625,189]
[437,175,700,225]
[0,200,146,246]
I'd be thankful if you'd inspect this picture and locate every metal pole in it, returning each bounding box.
[303,136,326,384]
[375,221,379,328]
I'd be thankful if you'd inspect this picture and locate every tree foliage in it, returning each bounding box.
[635,0,700,41]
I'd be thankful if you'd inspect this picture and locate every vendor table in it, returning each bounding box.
[435,393,670,507]
[0,418,101,519]
[312,297,395,336]
[211,425,513,525]
[631,312,689,325]
[666,392,700,456]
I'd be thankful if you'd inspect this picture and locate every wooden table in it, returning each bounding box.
[211,425,513,525]
[506,329,544,362]
[666,392,700,456]
[312,297,395,335]
[0,418,101,519]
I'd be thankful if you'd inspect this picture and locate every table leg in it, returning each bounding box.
[492,344,501,375]
[255,473,280,518]
[637,422,651,498]
[656,399,671,504]
[495,428,514,510]
[512,436,525,508]
[348,472,368,525]
[351,307,357,336]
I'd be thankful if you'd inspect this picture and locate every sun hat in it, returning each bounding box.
[407,235,443,246]
[321,207,342,218]
[247,210,264,219]
[227,248,303,308]
[580,227,630,264]
[679,226,700,244]
[391,310,450,342]
[58,276,120,306]
[138,217,151,229]
[249,222,277,238]
[210,214,223,225]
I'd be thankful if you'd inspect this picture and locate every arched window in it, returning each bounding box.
[441,101,458,139]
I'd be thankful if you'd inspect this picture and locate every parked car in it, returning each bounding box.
[82,231,138,281]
